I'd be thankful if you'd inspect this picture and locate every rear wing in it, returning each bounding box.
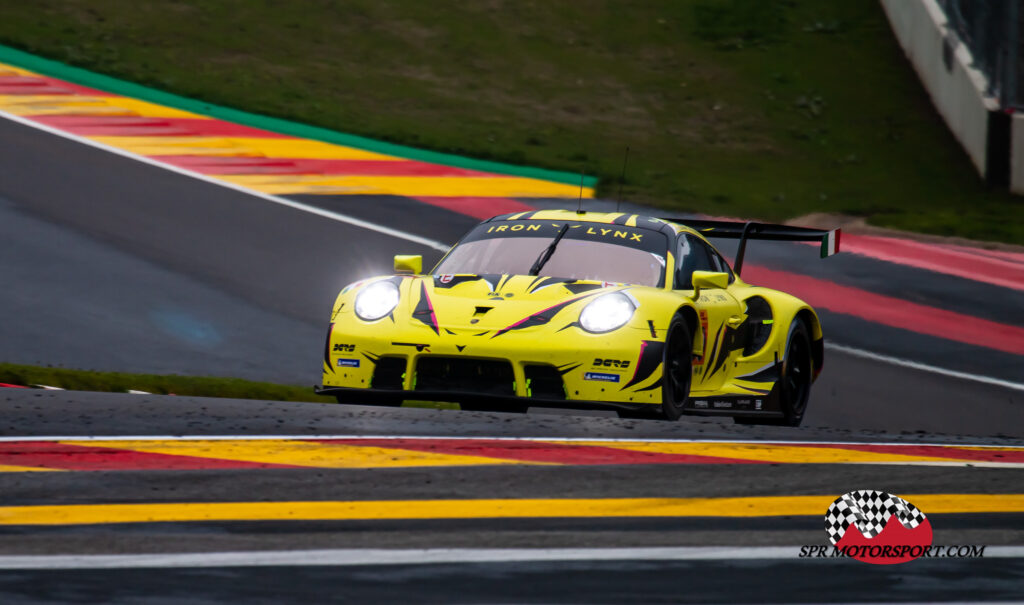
[663,218,840,276]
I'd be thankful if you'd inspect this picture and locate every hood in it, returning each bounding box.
[405,273,620,334]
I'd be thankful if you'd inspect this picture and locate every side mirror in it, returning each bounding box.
[690,270,730,300]
[394,255,422,275]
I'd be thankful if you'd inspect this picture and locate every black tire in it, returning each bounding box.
[734,318,812,427]
[658,315,693,421]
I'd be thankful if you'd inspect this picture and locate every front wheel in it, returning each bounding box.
[659,315,693,421]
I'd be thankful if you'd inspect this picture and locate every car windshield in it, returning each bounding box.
[434,221,668,287]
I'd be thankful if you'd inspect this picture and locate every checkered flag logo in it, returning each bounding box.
[825,490,927,545]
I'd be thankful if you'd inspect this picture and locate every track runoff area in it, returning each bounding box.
[1,56,1023,602]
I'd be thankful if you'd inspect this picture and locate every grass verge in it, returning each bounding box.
[0,363,333,402]
[0,1,1020,243]
[0,363,457,409]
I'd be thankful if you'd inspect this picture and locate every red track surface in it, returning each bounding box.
[744,264,1024,355]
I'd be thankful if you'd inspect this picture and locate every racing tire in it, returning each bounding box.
[659,315,693,421]
[734,318,812,427]
[617,315,692,421]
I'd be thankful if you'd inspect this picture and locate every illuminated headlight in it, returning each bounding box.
[355,280,400,321]
[579,292,636,333]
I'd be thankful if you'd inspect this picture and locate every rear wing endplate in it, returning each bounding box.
[663,218,840,276]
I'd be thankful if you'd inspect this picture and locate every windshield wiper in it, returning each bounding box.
[528,223,571,276]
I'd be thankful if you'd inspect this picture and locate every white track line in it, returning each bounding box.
[0,110,451,252]
[0,546,1021,569]
[825,341,1024,393]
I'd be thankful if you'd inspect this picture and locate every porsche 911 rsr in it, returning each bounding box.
[316,210,839,425]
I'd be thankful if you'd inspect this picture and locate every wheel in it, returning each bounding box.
[734,318,812,427]
[659,315,693,421]
[779,319,812,426]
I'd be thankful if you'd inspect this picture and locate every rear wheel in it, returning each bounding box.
[779,320,812,426]
[659,315,693,421]
[735,318,812,427]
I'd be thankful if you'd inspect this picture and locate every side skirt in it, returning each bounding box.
[683,384,784,419]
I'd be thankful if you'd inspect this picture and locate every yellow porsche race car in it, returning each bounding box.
[316,210,840,425]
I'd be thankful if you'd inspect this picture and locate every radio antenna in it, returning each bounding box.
[615,146,630,213]
[576,167,586,214]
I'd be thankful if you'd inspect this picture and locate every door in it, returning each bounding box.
[674,234,744,392]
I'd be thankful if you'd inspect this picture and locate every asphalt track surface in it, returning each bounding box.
[2,107,1024,603]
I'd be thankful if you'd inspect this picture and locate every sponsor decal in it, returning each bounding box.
[755,399,763,410]
[592,358,631,369]
[337,358,360,368]
[333,343,355,353]
[692,399,709,408]
[712,400,732,409]
[824,490,932,565]
[584,372,620,383]
[439,274,454,284]
[486,224,544,233]
[484,224,643,241]
[798,490,986,564]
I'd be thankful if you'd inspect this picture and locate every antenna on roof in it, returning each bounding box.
[576,167,586,214]
[615,146,630,213]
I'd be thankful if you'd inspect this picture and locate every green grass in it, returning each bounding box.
[0,363,334,402]
[1,0,1021,243]
[0,363,458,409]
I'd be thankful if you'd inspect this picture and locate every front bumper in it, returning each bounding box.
[322,319,668,407]
[314,384,652,412]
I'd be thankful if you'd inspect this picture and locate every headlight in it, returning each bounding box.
[355,280,400,321]
[579,292,636,333]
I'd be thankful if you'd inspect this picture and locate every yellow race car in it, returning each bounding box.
[316,210,840,425]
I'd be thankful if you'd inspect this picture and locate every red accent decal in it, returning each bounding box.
[424,286,438,331]
[630,342,648,384]
[494,294,592,337]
